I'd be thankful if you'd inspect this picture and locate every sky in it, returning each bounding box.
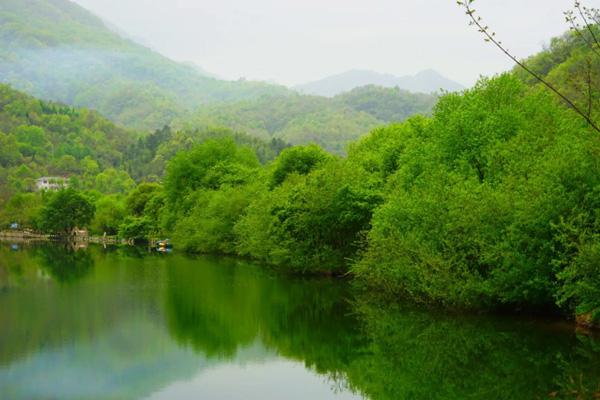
[71,0,584,87]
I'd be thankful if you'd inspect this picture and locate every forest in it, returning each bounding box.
[180,86,437,154]
[0,0,436,148]
[1,1,600,331]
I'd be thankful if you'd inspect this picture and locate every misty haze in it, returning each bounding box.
[1,1,600,399]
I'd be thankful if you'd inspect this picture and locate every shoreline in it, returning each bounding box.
[0,230,128,245]
[2,234,598,332]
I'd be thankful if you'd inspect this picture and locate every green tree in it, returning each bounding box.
[118,216,153,241]
[163,138,259,207]
[90,195,126,235]
[39,189,95,235]
[0,192,43,229]
[236,160,381,273]
[269,144,334,188]
[172,185,256,254]
[0,131,21,167]
[94,168,136,194]
[15,126,52,159]
[125,183,161,216]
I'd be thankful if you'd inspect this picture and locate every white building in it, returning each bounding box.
[36,177,68,191]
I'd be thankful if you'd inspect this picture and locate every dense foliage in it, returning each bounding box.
[147,51,600,324]
[38,189,95,234]
[0,83,135,204]
[514,25,600,127]
[0,84,287,238]
[353,76,600,315]
[181,89,436,154]
[147,67,599,317]
[1,16,600,328]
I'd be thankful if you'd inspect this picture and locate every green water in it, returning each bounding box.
[0,244,599,400]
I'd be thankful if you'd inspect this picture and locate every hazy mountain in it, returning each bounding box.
[295,69,465,97]
[181,62,221,80]
[0,0,291,130]
[334,85,437,123]
[0,0,439,150]
[181,87,437,154]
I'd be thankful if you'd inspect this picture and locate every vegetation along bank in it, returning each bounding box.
[1,23,600,328]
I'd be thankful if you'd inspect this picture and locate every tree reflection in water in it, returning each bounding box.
[0,244,598,399]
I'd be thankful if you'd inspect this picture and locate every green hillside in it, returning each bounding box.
[181,88,437,154]
[0,83,135,198]
[0,0,438,149]
[138,23,600,324]
[514,27,600,125]
[0,0,291,130]
[334,85,438,123]
[0,83,287,229]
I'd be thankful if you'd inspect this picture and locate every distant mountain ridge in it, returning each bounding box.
[0,0,440,151]
[181,86,437,154]
[295,69,465,97]
[0,0,291,130]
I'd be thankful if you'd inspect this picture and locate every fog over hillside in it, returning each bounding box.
[295,69,465,97]
[0,0,439,149]
[0,0,292,130]
[72,0,572,87]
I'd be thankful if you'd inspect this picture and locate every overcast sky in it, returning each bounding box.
[71,0,589,87]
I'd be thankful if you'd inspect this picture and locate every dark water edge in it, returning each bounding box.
[0,243,599,400]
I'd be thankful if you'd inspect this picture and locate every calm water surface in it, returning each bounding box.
[0,244,599,400]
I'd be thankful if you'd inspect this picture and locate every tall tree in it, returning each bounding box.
[39,189,95,235]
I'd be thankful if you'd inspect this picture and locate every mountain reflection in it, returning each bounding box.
[0,244,598,400]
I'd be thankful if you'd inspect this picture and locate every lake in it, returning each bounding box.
[0,243,599,399]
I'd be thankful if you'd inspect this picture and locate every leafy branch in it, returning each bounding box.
[457,0,600,134]
[565,2,600,58]
[575,1,600,50]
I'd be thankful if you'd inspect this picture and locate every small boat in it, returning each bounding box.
[156,239,172,253]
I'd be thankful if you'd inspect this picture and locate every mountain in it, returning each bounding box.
[334,85,437,123]
[295,69,465,97]
[0,83,291,210]
[180,87,437,154]
[0,0,291,130]
[181,62,221,80]
[0,82,136,204]
[0,0,439,151]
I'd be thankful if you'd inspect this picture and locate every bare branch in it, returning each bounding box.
[575,1,600,53]
[458,0,600,134]
[565,9,600,58]
[586,58,593,118]
[588,8,600,25]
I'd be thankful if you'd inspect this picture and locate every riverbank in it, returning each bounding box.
[0,230,128,245]
[0,230,51,241]
[2,234,598,332]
